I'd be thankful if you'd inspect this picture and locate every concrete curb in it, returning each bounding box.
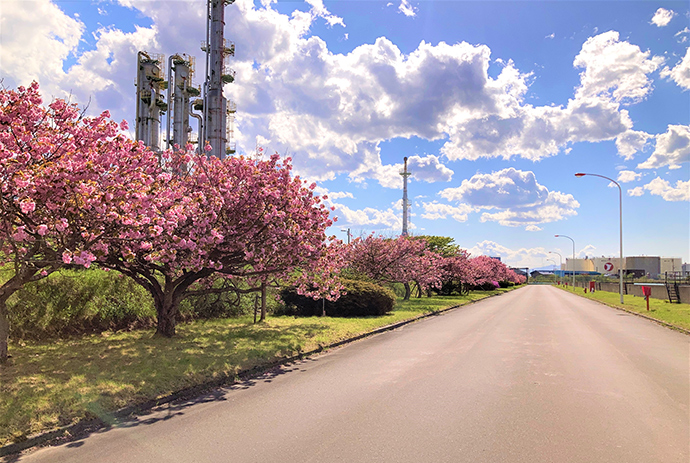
[554,286,690,336]
[1,290,509,457]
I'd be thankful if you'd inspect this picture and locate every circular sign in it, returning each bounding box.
[604,262,614,272]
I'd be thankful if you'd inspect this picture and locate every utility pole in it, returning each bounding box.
[400,157,411,236]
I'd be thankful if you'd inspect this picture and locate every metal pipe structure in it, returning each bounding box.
[555,234,575,288]
[166,54,174,150]
[575,172,624,304]
[190,105,203,155]
[400,156,411,236]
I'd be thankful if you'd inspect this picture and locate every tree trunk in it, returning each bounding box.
[259,282,267,322]
[321,298,326,317]
[0,300,9,364]
[154,290,179,337]
[403,282,411,301]
[415,281,422,298]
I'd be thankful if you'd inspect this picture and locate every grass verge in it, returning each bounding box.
[555,284,690,332]
[0,290,507,447]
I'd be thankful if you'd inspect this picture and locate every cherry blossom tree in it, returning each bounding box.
[100,151,340,336]
[346,235,435,300]
[0,83,160,362]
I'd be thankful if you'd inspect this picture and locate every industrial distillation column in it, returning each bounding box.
[135,52,165,150]
[204,0,235,159]
[166,54,198,149]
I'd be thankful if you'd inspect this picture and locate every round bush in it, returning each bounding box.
[279,279,396,317]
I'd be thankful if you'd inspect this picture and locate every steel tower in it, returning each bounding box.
[400,157,411,236]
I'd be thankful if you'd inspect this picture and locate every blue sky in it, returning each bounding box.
[1,0,688,269]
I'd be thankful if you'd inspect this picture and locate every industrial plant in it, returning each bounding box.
[134,0,236,159]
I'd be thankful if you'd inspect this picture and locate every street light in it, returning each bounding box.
[341,228,352,244]
[555,234,575,288]
[546,258,557,283]
[549,251,563,284]
[575,172,624,304]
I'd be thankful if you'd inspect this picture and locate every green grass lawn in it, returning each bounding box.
[555,285,690,331]
[0,290,508,447]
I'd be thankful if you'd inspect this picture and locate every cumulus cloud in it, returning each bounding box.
[660,47,690,90]
[439,168,579,228]
[651,8,675,27]
[643,178,690,201]
[0,0,84,91]
[628,187,644,197]
[421,202,474,222]
[407,155,454,183]
[1,1,671,185]
[638,125,690,169]
[617,170,642,183]
[615,130,652,160]
[465,241,548,268]
[573,31,663,104]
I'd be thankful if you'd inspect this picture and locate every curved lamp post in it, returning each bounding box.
[549,251,563,284]
[575,172,624,304]
[555,234,575,287]
[341,228,352,245]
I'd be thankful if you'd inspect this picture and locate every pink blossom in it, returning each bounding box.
[20,201,35,214]
[37,224,48,236]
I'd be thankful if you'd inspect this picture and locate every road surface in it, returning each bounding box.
[12,285,690,462]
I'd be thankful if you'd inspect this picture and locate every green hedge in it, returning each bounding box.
[279,279,396,317]
[7,268,157,340]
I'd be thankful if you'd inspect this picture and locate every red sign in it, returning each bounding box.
[642,286,652,297]
[604,262,614,272]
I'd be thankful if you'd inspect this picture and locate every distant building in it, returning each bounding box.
[564,255,682,278]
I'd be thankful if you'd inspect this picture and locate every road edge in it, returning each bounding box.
[1,289,515,458]
[553,285,690,336]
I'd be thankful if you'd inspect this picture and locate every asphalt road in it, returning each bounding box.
[13,286,690,462]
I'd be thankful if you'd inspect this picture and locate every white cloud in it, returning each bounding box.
[573,31,663,104]
[305,0,345,27]
[643,178,690,201]
[638,125,690,169]
[545,33,555,40]
[398,0,417,17]
[676,27,690,37]
[421,202,474,222]
[617,170,642,183]
[615,130,652,160]
[333,204,402,229]
[1,2,671,185]
[628,187,644,197]
[525,225,542,231]
[0,0,84,90]
[651,8,675,27]
[439,168,579,228]
[660,47,690,90]
[465,241,548,268]
[407,155,454,183]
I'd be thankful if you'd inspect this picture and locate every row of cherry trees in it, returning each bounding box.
[0,83,524,363]
[346,235,525,299]
[0,83,341,362]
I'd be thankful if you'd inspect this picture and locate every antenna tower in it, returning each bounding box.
[400,157,411,236]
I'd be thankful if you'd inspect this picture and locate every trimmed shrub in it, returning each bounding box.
[279,279,396,317]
